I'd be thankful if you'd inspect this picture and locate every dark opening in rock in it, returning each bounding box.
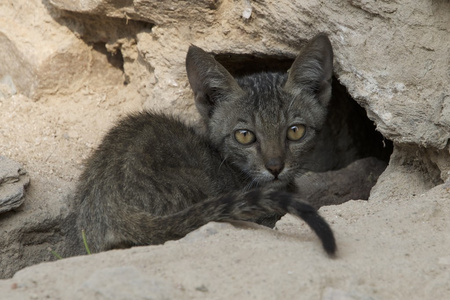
[215,52,393,206]
[92,43,125,72]
[92,42,131,85]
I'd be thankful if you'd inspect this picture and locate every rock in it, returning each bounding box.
[48,0,450,180]
[7,0,450,152]
[0,185,449,299]
[0,0,124,100]
[0,174,70,279]
[296,157,387,209]
[322,287,367,300]
[78,266,181,300]
[49,0,450,148]
[0,75,17,99]
[50,0,223,25]
[370,144,449,201]
[0,156,29,214]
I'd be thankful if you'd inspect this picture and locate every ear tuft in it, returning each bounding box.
[186,45,243,120]
[284,34,334,107]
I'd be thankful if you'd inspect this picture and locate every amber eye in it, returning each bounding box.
[234,129,256,145]
[287,124,306,141]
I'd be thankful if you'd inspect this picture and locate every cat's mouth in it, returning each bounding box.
[248,167,290,186]
[269,169,289,182]
[271,176,281,182]
[256,171,288,184]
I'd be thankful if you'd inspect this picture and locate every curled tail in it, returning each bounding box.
[215,189,337,256]
[75,189,337,257]
[266,191,337,256]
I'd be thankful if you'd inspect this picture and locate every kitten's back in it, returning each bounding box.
[70,112,240,251]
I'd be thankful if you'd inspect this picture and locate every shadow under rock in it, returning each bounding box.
[296,157,388,209]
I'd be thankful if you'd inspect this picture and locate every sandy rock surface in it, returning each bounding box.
[49,0,450,150]
[0,156,29,214]
[1,0,449,299]
[1,186,450,299]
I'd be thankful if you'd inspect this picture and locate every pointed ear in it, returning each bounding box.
[284,34,333,107]
[186,45,243,120]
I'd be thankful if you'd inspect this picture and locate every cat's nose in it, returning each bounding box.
[265,158,284,178]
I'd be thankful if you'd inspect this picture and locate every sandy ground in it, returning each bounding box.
[1,0,449,298]
[1,80,450,299]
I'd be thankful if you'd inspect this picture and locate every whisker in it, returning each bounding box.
[218,156,228,171]
[243,174,258,192]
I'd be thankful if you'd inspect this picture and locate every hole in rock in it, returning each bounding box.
[92,42,125,72]
[215,52,393,206]
[92,43,130,85]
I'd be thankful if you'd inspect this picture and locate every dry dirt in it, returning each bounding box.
[1,0,450,299]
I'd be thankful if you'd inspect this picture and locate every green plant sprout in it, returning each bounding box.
[48,229,92,259]
[81,229,91,255]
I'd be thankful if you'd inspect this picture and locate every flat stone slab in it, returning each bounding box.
[0,156,29,214]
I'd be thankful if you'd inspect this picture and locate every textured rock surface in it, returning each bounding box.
[0,0,449,298]
[0,156,29,214]
[1,184,450,299]
[48,0,450,180]
[296,157,387,209]
[0,173,68,279]
[49,0,450,146]
[0,0,124,100]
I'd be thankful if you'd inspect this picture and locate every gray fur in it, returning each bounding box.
[65,34,336,257]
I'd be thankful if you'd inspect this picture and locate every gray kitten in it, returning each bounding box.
[65,34,336,257]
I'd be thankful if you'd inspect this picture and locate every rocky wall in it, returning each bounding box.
[3,1,449,162]
[49,0,450,181]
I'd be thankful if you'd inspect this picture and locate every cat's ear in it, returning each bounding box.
[284,34,333,107]
[186,45,243,119]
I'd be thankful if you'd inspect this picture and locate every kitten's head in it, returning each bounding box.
[186,34,333,186]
